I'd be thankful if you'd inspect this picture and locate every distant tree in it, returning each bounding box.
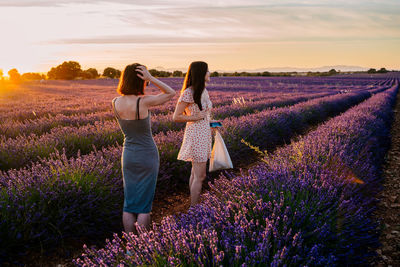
[159,71,172,77]
[328,69,337,75]
[0,69,4,83]
[8,68,21,83]
[87,68,99,78]
[80,70,92,79]
[173,70,183,77]
[81,68,99,79]
[148,69,171,77]
[211,71,219,77]
[261,71,271,77]
[367,68,377,74]
[21,72,45,81]
[116,69,121,78]
[48,61,82,80]
[377,67,388,73]
[103,67,120,79]
[149,69,159,77]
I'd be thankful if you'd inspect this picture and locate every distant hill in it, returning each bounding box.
[156,65,370,73]
[232,65,369,73]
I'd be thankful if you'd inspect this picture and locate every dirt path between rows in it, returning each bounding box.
[372,92,400,266]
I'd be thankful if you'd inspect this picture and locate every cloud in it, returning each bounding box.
[40,3,400,45]
[2,0,399,45]
[2,0,399,8]
[1,0,399,72]
[47,36,239,45]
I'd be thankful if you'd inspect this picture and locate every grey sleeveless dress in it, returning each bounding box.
[112,97,159,214]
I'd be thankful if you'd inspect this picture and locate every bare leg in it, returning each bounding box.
[189,165,195,189]
[137,213,151,230]
[123,211,137,233]
[190,162,207,207]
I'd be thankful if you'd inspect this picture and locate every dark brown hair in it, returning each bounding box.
[117,63,146,95]
[181,61,208,111]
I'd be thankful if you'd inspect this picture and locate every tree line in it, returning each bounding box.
[367,68,389,74]
[0,61,393,83]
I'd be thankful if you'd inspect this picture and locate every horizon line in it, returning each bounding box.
[1,64,399,75]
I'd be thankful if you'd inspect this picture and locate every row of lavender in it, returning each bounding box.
[0,76,386,123]
[1,82,389,171]
[0,78,285,122]
[0,83,391,256]
[0,91,334,139]
[73,80,399,266]
[1,83,386,171]
[1,89,296,140]
[0,91,338,170]
[0,88,269,124]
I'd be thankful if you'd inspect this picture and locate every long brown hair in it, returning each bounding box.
[117,63,146,95]
[181,61,208,111]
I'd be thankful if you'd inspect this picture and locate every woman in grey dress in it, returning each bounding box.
[111,64,175,232]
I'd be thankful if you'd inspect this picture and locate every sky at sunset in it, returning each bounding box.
[0,0,399,74]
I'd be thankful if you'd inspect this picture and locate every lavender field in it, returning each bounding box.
[1,75,399,265]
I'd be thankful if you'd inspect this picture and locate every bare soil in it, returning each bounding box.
[371,93,400,266]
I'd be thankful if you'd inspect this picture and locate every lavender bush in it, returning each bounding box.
[1,76,385,123]
[0,80,394,257]
[0,76,396,261]
[0,91,338,170]
[72,80,398,266]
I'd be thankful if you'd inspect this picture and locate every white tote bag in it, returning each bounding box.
[209,130,233,172]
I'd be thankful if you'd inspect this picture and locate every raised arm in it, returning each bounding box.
[136,66,176,107]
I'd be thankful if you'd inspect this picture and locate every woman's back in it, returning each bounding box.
[112,97,155,147]
[113,63,175,233]
[112,96,159,215]
[113,95,149,120]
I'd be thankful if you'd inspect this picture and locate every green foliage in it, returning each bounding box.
[307,69,338,77]
[102,67,121,79]
[8,68,21,83]
[81,68,99,79]
[211,71,219,77]
[21,72,45,81]
[328,69,337,75]
[368,68,388,74]
[172,70,183,77]
[149,69,172,77]
[47,61,82,80]
[216,71,292,77]
[261,71,271,76]
[377,68,388,73]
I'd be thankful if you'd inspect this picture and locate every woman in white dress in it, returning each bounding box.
[173,61,215,207]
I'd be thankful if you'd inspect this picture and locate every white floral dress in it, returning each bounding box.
[177,88,213,162]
